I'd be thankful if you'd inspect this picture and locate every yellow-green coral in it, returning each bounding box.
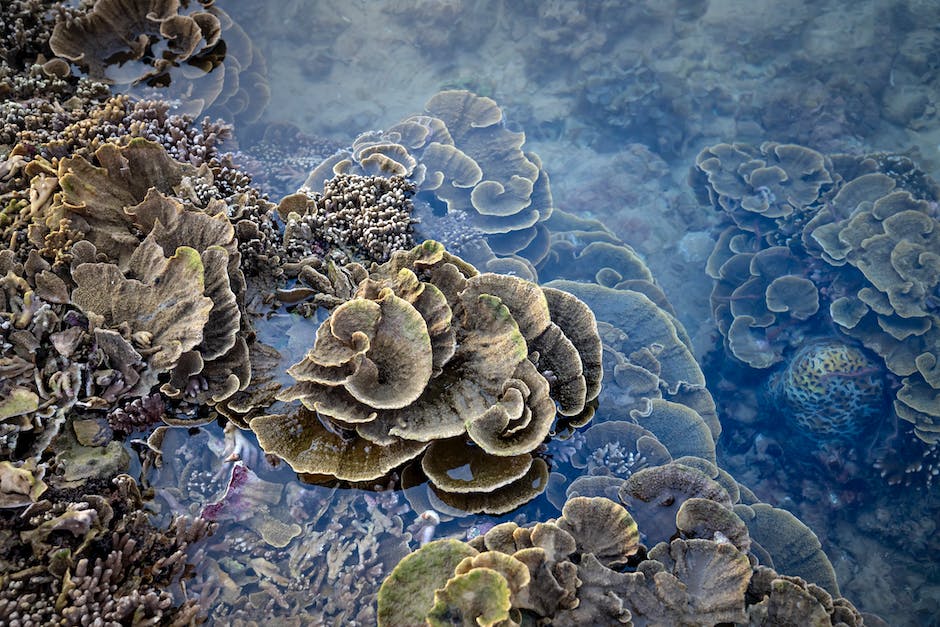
[253,241,601,513]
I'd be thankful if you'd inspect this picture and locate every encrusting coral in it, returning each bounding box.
[251,240,602,513]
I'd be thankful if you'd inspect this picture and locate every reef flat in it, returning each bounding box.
[1,1,939,625]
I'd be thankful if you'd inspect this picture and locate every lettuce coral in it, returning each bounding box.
[49,0,269,122]
[252,240,601,514]
[692,142,940,479]
[376,493,866,626]
[304,90,554,275]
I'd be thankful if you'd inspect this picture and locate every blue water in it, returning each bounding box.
[205,2,940,623]
[8,0,938,624]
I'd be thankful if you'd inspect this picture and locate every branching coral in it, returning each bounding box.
[0,0,74,70]
[0,474,213,625]
[279,173,417,264]
[0,248,139,461]
[145,425,415,625]
[304,90,555,274]
[236,122,343,199]
[252,240,601,514]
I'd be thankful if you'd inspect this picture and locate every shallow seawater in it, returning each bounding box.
[157,1,940,624]
[84,0,940,624]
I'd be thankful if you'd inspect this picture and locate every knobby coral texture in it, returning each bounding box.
[0,473,214,625]
[304,89,556,277]
[252,240,602,514]
[692,141,940,482]
[278,172,417,264]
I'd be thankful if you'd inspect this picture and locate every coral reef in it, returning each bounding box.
[1,1,74,70]
[379,495,865,626]
[0,4,910,623]
[0,131,284,463]
[381,0,497,59]
[235,121,344,199]
[540,257,847,599]
[304,90,555,274]
[278,173,417,264]
[49,0,270,122]
[42,140,249,402]
[545,280,720,439]
[252,240,601,513]
[692,142,940,481]
[145,424,415,624]
[0,474,212,624]
[766,340,885,441]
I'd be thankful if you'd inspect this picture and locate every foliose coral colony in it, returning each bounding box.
[0,0,907,624]
[691,142,940,485]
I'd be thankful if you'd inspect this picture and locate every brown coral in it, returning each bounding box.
[47,140,251,405]
[691,142,834,237]
[304,90,554,273]
[0,474,212,625]
[545,279,721,439]
[49,0,269,122]
[279,173,417,264]
[380,494,858,626]
[253,240,601,514]
[619,462,733,547]
[709,244,819,368]
[693,142,940,474]
[72,242,213,386]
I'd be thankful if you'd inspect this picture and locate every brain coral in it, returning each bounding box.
[251,240,601,514]
[766,339,885,441]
